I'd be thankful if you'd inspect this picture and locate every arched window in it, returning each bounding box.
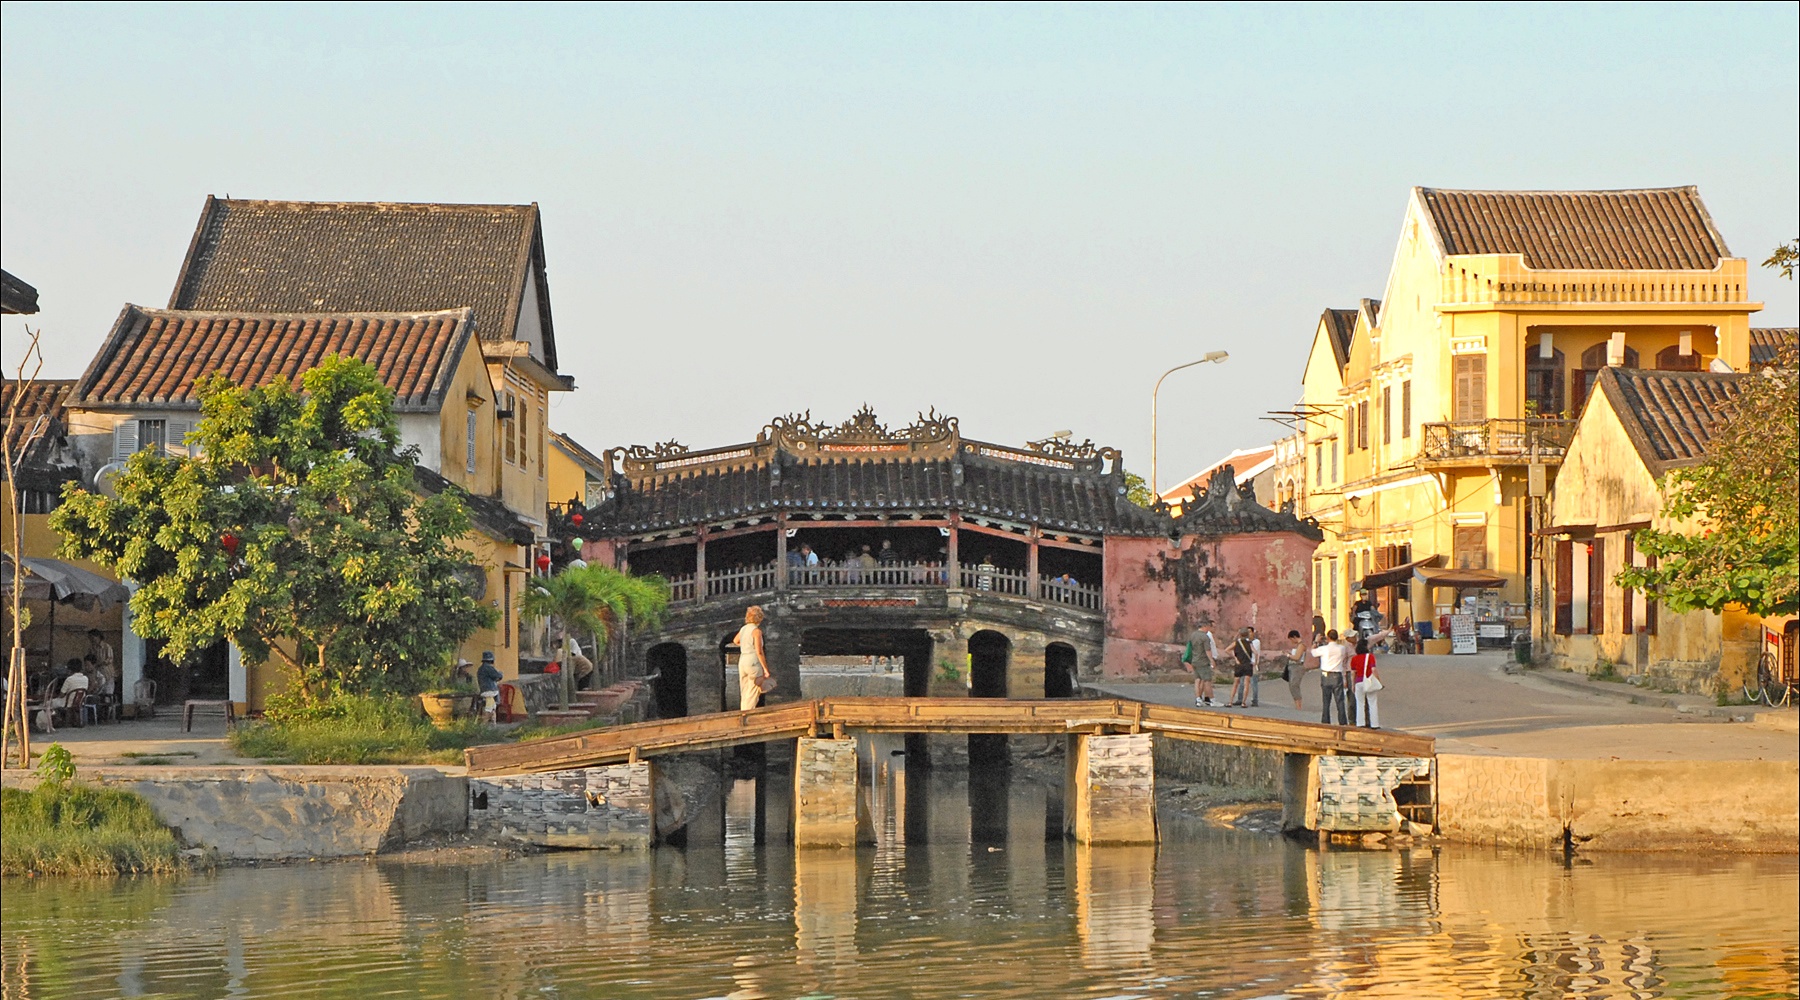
[1655,345,1701,371]
[1526,348,1566,418]
[1573,342,1640,412]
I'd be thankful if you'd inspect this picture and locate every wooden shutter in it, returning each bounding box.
[1454,355,1486,423]
[1453,525,1487,569]
[1621,535,1635,634]
[1644,555,1659,635]
[1587,538,1606,635]
[166,419,192,458]
[1401,381,1412,438]
[1345,406,1355,454]
[1382,387,1392,444]
[1358,401,1369,450]
[112,420,138,461]
[1554,540,1573,635]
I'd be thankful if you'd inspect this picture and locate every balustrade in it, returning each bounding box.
[662,558,1102,611]
[1418,418,1576,466]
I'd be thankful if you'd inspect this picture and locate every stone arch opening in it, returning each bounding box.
[968,630,1010,699]
[647,642,688,718]
[1044,642,1078,698]
[798,628,933,699]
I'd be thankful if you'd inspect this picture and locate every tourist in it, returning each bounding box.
[1313,630,1351,725]
[86,629,115,689]
[842,549,862,584]
[1185,624,1219,707]
[735,605,772,711]
[1350,637,1383,728]
[1284,629,1310,709]
[877,539,900,566]
[1227,627,1260,707]
[976,554,996,591]
[567,636,596,688]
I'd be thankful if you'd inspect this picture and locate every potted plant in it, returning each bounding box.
[419,661,478,728]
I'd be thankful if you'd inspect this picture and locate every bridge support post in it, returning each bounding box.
[1063,732,1157,845]
[793,737,859,847]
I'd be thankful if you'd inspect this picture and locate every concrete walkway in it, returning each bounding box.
[14,712,258,767]
[1089,652,1799,762]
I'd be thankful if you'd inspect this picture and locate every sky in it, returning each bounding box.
[4,3,1796,489]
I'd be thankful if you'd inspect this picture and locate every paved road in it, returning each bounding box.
[1090,652,1798,761]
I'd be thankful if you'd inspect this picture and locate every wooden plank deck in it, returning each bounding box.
[464,698,1434,776]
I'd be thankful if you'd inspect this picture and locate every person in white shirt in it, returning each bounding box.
[1311,630,1352,725]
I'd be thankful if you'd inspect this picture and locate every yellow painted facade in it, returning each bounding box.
[1296,190,1761,637]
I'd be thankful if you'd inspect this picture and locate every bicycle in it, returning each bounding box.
[1743,652,1793,708]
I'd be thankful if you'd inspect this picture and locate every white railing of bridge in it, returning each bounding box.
[706,562,777,598]
[1039,575,1102,610]
[661,560,1100,611]
[789,560,948,587]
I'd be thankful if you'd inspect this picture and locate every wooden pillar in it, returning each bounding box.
[695,529,708,605]
[775,517,789,592]
[1027,525,1041,599]
[946,514,961,588]
[793,736,858,847]
[1063,732,1157,845]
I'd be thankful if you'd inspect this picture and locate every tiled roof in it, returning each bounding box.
[72,306,477,412]
[1750,327,1797,368]
[1174,465,1323,540]
[168,198,558,371]
[413,466,535,546]
[1,269,39,314]
[1417,187,1729,270]
[1,378,74,467]
[1321,308,1358,369]
[1597,367,1744,476]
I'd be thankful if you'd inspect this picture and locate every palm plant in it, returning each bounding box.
[520,565,670,708]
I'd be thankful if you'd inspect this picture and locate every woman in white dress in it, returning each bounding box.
[736,606,772,711]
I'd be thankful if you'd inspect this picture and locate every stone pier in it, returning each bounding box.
[1063,732,1157,845]
[468,761,658,849]
[793,737,859,847]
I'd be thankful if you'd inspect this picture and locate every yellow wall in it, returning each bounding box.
[547,441,588,509]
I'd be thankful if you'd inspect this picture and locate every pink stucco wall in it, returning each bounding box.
[1100,531,1318,678]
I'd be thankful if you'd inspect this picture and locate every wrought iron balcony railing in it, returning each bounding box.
[1418,418,1577,466]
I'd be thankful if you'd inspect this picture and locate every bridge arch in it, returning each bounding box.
[1044,642,1078,698]
[968,630,1010,698]
[647,643,688,718]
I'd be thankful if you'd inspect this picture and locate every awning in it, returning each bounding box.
[1414,565,1508,590]
[1,555,129,609]
[1360,554,1444,591]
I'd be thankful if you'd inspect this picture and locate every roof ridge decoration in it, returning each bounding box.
[1175,464,1324,539]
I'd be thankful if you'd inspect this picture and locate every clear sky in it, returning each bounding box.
[4,3,1796,487]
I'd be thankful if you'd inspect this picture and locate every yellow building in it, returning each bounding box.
[1542,366,1793,693]
[549,431,610,510]
[40,198,575,713]
[1294,187,1762,637]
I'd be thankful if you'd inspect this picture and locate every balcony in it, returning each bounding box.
[1418,418,1577,468]
[664,560,1103,612]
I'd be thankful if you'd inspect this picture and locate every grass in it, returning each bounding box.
[227,694,611,765]
[1,783,189,876]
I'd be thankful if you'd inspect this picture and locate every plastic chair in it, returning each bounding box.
[79,691,100,727]
[54,688,87,729]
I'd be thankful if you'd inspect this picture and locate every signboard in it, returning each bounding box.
[1478,623,1509,639]
[1450,614,1478,654]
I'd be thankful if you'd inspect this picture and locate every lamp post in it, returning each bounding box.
[1151,351,1229,497]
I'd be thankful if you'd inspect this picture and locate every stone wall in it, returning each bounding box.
[1437,754,1800,853]
[468,762,657,850]
[1150,734,1284,795]
[1066,732,1157,844]
[17,766,471,860]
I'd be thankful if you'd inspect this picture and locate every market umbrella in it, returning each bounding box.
[1,555,129,610]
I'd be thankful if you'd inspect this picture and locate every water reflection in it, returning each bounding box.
[2,755,1796,999]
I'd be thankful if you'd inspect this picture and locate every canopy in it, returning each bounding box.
[1360,554,1444,591]
[1,555,129,609]
[1414,565,1507,590]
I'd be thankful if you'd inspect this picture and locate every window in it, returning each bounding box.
[1328,557,1340,625]
[1621,535,1635,635]
[1453,355,1486,423]
[1401,381,1412,438]
[1314,561,1324,615]
[1330,440,1338,483]
[1527,348,1566,417]
[502,392,517,464]
[135,419,166,457]
[466,409,479,475]
[503,572,512,649]
[1655,345,1700,371]
[1573,342,1640,412]
[536,405,546,478]
[1569,540,1590,633]
[1644,554,1659,635]
[1586,538,1607,635]
[1313,443,1323,485]
[1382,387,1392,445]
[1453,525,1487,570]
[1357,400,1369,451]
[519,398,531,470]
[1554,540,1573,635]
[1344,406,1354,454]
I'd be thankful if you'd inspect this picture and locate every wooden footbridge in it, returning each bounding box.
[463,697,1434,777]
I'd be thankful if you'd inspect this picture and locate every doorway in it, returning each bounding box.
[647,643,688,718]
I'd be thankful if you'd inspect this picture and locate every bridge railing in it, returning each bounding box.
[662,560,1101,610]
[1039,575,1102,610]
[960,564,1032,597]
[706,562,778,598]
[789,560,948,587]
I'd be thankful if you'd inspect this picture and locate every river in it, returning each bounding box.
[3,753,1796,999]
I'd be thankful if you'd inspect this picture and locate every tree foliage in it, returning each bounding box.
[521,563,669,705]
[1121,470,1159,509]
[1616,343,1799,617]
[50,356,495,701]
[1764,237,1799,280]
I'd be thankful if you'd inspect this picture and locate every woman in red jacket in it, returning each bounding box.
[1350,637,1382,729]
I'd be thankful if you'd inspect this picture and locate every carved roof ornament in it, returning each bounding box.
[1175,463,1323,540]
[624,439,689,461]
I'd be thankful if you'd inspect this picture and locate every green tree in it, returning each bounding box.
[1121,470,1159,509]
[1616,342,1798,618]
[521,563,670,708]
[1764,237,1799,280]
[51,356,495,703]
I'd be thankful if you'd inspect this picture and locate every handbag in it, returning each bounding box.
[755,673,778,693]
[1363,674,1384,693]
[1181,641,1194,665]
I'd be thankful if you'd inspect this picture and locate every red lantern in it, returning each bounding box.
[220,532,239,554]
[571,512,584,526]
[536,553,553,573]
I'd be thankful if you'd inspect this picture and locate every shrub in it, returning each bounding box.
[2,747,187,876]
[230,694,487,765]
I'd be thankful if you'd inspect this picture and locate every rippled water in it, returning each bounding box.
[3,758,1796,999]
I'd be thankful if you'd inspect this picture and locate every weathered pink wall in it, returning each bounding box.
[584,538,621,569]
[1100,531,1318,678]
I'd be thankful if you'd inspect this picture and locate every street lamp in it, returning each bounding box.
[1151,351,1230,497]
